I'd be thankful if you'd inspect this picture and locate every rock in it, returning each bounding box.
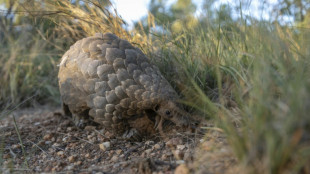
[115,149,122,155]
[62,137,69,142]
[161,154,168,160]
[111,155,118,162]
[45,141,52,145]
[43,134,53,141]
[75,161,82,165]
[166,138,183,147]
[68,155,76,163]
[12,144,21,149]
[176,145,186,150]
[87,134,94,140]
[85,153,91,158]
[57,151,65,158]
[145,149,152,155]
[176,160,185,164]
[153,144,161,150]
[99,142,111,151]
[66,165,74,170]
[105,131,114,138]
[145,140,154,146]
[52,143,61,148]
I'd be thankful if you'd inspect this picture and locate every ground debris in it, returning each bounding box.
[0,107,235,173]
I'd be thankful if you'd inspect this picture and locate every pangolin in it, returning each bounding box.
[58,33,194,139]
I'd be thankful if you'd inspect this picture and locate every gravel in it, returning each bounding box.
[0,107,204,173]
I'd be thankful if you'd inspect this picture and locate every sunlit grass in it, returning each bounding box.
[142,17,310,173]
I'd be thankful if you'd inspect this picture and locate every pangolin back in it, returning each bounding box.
[58,33,180,134]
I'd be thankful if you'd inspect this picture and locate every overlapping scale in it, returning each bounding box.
[58,32,180,135]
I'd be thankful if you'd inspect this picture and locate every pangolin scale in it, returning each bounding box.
[58,33,192,139]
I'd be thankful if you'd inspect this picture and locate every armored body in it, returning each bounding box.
[58,33,192,139]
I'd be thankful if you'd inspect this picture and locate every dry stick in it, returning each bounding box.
[26,138,49,156]
[12,114,29,168]
[8,148,16,159]
[0,94,36,169]
[56,132,95,145]
[200,126,224,133]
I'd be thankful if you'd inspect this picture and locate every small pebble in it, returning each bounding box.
[75,161,82,165]
[43,134,53,141]
[145,149,152,155]
[87,135,93,140]
[177,145,186,150]
[12,144,21,149]
[116,149,122,155]
[99,142,111,151]
[57,151,65,158]
[66,165,74,170]
[161,154,168,160]
[166,138,183,147]
[45,141,52,145]
[52,143,61,147]
[145,140,154,145]
[153,144,161,150]
[85,153,91,158]
[68,155,76,163]
[111,155,118,162]
[62,137,69,142]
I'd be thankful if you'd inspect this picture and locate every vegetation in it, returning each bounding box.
[1,0,309,173]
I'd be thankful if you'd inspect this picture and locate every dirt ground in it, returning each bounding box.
[0,106,236,173]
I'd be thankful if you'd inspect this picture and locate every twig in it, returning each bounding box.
[12,114,29,168]
[200,126,224,132]
[56,132,95,145]
[26,138,49,156]
[9,148,16,159]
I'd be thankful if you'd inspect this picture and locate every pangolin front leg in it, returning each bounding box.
[154,115,165,137]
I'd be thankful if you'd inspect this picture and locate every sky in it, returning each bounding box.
[111,0,279,28]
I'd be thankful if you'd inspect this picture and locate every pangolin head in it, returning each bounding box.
[153,100,193,128]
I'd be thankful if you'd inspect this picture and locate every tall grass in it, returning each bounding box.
[0,0,309,173]
[140,16,310,173]
[0,22,60,108]
[157,22,310,173]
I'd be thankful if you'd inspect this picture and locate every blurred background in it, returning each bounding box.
[0,0,309,173]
